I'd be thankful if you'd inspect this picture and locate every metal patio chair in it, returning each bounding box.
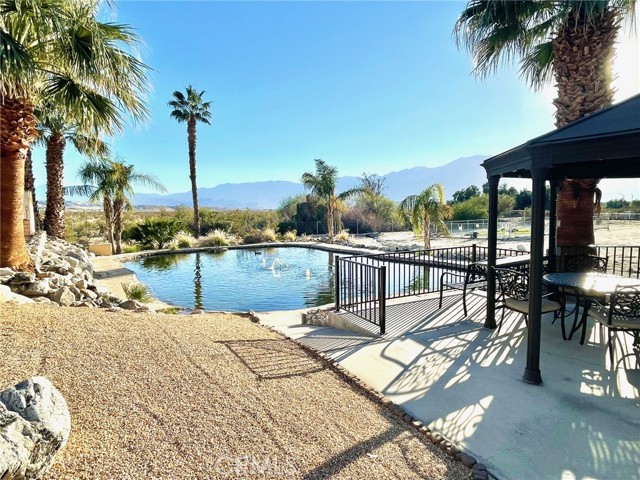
[581,285,640,364]
[439,263,487,317]
[494,267,563,332]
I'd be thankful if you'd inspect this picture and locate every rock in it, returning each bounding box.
[0,376,71,480]
[81,289,98,300]
[0,275,13,285]
[75,279,87,290]
[10,272,35,285]
[21,280,50,297]
[0,285,14,303]
[62,256,79,268]
[32,297,59,306]
[0,267,15,277]
[119,299,143,310]
[191,309,205,315]
[52,287,75,307]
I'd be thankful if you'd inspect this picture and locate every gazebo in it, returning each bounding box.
[481,93,640,385]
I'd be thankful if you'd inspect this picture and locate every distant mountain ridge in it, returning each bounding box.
[130,155,490,209]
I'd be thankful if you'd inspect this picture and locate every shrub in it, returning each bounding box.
[124,218,182,249]
[121,282,152,303]
[122,244,141,254]
[261,228,277,242]
[197,229,240,247]
[242,229,263,245]
[283,230,297,242]
[335,229,351,243]
[175,231,196,248]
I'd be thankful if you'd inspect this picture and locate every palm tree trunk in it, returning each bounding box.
[112,197,124,254]
[187,117,200,237]
[552,7,617,249]
[0,97,36,269]
[103,196,115,253]
[423,213,431,250]
[327,206,334,242]
[24,149,42,231]
[44,132,67,238]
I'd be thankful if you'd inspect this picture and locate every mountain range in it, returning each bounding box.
[128,155,490,209]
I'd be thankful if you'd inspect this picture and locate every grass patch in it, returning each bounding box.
[121,282,152,303]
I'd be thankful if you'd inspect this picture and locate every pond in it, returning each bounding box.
[124,247,336,312]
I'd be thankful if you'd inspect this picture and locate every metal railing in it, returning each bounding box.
[335,244,527,333]
[335,256,386,334]
[561,245,640,278]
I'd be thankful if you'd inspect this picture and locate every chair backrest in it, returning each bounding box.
[466,263,486,282]
[608,285,640,323]
[493,267,529,301]
[564,254,608,273]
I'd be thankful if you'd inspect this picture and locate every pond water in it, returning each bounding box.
[124,247,335,312]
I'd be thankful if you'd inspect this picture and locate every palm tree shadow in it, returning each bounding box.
[217,339,326,380]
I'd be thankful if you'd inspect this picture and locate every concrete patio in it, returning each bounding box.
[259,292,640,480]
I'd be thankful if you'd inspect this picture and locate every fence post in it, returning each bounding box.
[379,266,386,335]
[472,243,477,263]
[335,255,340,311]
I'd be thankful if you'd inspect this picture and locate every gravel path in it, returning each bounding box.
[0,304,470,480]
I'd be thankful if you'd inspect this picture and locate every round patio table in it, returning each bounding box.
[543,272,640,343]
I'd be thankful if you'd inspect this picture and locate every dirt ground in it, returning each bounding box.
[349,220,640,251]
[0,304,471,480]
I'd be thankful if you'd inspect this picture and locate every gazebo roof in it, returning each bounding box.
[482,94,640,180]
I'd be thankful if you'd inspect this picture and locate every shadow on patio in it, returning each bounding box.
[291,292,640,480]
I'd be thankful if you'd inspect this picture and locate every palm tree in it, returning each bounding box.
[0,0,149,268]
[399,184,451,250]
[168,86,212,237]
[454,0,636,248]
[301,159,362,242]
[36,105,110,239]
[23,149,42,231]
[68,159,166,254]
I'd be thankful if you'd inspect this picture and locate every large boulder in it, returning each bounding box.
[0,377,71,479]
[51,287,75,307]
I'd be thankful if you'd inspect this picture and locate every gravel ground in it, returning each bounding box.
[0,304,470,480]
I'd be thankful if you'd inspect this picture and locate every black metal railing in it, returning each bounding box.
[561,245,640,278]
[335,256,386,334]
[335,244,527,333]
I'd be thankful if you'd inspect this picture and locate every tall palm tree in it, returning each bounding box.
[168,86,212,237]
[23,148,42,231]
[68,159,166,254]
[36,105,110,239]
[399,184,451,250]
[301,159,362,242]
[0,0,149,268]
[454,0,636,248]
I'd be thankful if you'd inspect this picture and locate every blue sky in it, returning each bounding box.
[32,1,639,197]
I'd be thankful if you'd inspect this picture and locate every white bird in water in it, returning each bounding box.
[305,268,311,278]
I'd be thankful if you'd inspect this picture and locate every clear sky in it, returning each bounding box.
[32,0,639,197]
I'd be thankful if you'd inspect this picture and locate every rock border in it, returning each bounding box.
[249,313,490,480]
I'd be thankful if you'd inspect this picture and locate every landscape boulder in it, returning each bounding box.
[51,287,75,307]
[0,376,71,480]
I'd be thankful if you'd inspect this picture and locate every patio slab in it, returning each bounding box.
[259,293,640,480]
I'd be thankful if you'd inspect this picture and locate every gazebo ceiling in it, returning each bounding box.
[482,94,640,179]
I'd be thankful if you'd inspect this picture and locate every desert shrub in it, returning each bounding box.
[261,228,277,242]
[283,230,297,242]
[242,229,263,244]
[124,218,183,249]
[121,244,141,253]
[121,282,152,303]
[175,231,196,248]
[335,229,351,243]
[197,229,240,247]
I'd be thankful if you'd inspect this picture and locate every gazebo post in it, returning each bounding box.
[523,166,548,385]
[548,179,559,272]
[484,174,500,329]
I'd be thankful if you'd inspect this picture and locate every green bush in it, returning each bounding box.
[121,282,152,303]
[261,228,277,242]
[124,218,182,249]
[175,231,196,248]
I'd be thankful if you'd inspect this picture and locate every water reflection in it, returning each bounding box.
[194,252,203,310]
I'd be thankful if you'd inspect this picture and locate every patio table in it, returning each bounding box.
[543,272,640,343]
